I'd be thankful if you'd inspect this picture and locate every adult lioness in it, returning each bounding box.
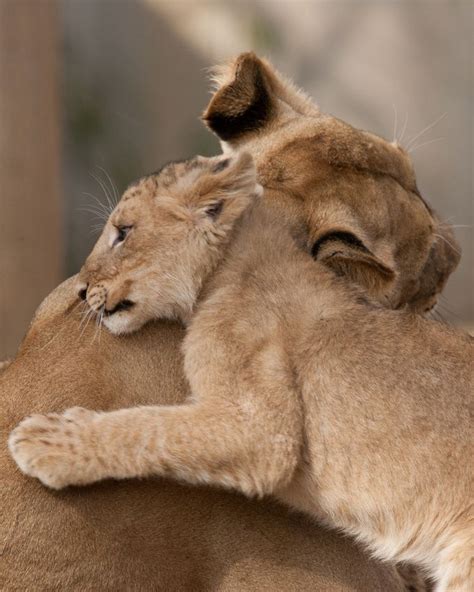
[1,53,459,591]
[11,151,471,588]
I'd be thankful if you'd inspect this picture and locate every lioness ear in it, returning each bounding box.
[203,52,318,146]
[202,52,276,143]
[311,231,396,298]
[405,220,461,312]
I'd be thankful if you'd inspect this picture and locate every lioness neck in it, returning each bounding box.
[190,201,355,343]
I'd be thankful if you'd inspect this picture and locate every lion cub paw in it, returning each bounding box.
[8,407,102,489]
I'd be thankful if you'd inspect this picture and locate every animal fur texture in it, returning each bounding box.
[1,284,409,592]
[4,53,463,591]
[9,152,473,591]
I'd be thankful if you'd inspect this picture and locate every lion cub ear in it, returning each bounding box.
[193,152,261,225]
[311,231,396,299]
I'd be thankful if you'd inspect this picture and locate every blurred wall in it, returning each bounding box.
[0,0,62,359]
[62,0,217,274]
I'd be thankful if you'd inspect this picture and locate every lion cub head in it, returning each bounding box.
[77,153,260,334]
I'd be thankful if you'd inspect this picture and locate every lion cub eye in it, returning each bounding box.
[113,225,133,246]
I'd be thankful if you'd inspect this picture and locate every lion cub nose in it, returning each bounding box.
[78,285,88,301]
[86,285,108,312]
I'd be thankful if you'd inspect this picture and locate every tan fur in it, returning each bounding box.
[3,298,411,592]
[2,283,409,592]
[9,153,472,591]
[3,54,462,591]
[203,53,459,314]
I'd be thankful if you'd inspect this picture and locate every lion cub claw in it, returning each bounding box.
[8,407,101,489]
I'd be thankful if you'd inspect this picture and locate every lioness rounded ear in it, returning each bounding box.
[202,52,275,143]
[405,220,461,312]
[312,231,396,298]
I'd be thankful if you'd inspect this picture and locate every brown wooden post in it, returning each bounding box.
[0,0,62,359]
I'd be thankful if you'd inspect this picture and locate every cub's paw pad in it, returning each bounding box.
[8,407,100,489]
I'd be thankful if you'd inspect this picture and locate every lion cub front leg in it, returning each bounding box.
[9,407,103,489]
[9,394,301,493]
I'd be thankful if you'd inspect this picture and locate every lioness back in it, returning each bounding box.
[1,278,406,592]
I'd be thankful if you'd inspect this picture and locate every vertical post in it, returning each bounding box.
[0,0,62,359]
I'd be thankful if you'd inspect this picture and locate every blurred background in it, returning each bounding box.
[0,0,472,358]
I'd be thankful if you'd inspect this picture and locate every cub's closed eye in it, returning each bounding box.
[113,225,133,246]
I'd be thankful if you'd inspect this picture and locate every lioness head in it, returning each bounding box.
[77,153,260,334]
[202,52,460,312]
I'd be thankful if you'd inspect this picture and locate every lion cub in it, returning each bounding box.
[9,153,473,590]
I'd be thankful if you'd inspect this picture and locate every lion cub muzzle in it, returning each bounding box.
[77,282,134,317]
